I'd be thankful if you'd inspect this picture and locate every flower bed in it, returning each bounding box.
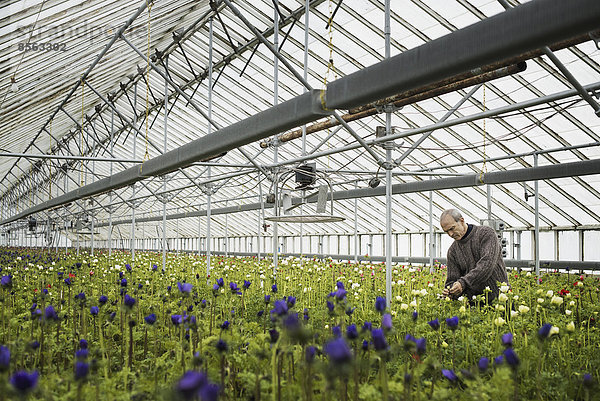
[0,248,598,400]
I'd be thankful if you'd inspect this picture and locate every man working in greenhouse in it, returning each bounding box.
[440,209,508,303]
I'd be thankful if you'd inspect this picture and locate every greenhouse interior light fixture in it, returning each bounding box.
[266,173,345,223]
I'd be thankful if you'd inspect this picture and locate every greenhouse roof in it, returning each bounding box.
[1,0,600,240]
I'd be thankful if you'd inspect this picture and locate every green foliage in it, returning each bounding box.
[0,249,598,400]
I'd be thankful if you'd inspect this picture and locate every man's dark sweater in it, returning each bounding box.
[445,224,508,301]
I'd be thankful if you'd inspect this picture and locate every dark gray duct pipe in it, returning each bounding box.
[1,91,329,225]
[3,0,600,226]
[95,158,600,227]
[326,0,600,110]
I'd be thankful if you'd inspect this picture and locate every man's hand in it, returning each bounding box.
[443,282,463,298]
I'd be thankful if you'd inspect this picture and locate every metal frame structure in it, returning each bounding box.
[1,0,600,301]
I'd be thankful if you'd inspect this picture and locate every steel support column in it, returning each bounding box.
[534,153,540,276]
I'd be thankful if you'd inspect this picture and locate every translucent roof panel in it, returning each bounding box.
[0,0,599,242]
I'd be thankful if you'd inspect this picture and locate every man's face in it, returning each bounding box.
[441,216,467,241]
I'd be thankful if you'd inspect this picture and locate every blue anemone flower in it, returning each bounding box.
[178,282,193,294]
[177,370,208,400]
[346,324,359,340]
[428,318,440,331]
[9,370,39,393]
[442,369,458,382]
[372,328,388,351]
[124,294,136,308]
[382,314,393,331]
[538,323,552,339]
[478,357,489,372]
[216,339,228,352]
[501,332,513,347]
[503,348,519,368]
[144,313,157,325]
[374,296,386,312]
[0,346,10,371]
[269,329,280,343]
[74,361,89,380]
[44,305,58,321]
[271,300,288,316]
[415,337,426,355]
[323,338,352,364]
[446,316,459,330]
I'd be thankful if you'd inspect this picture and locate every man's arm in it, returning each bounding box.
[457,227,501,294]
[443,249,462,298]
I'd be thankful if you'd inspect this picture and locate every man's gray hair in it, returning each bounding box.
[440,209,463,223]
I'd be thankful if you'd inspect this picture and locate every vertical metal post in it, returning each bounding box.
[162,59,169,271]
[272,169,279,274]
[206,17,214,278]
[534,153,540,276]
[354,180,358,263]
[299,0,309,262]
[272,0,280,276]
[176,216,179,256]
[91,121,96,256]
[225,201,229,257]
[554,230,559,260]
[258,171,263,259]
[578,230,584,261]
[55,220,59,253]
[516,230,521,260]
[207,166,212,271]
[384,0,392,306]
[131,82,137,266]
[109,107,114,257]
[428,173,434,272]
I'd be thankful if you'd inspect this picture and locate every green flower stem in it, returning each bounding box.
[352,361,358,401]
[153,332,158,397]
[451,330,456,368]
[77,381,83,401]
[536,345,547,400]
[180,316,185,374]
[98,320,108,380]
[128,319,133,369]
[209,300,214,336]
[271,345,278,401]
[379,356,389,401]
[513,370,519,401]
[221,353,227,397]
[39,323,44,374]
[82,307,87,339]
